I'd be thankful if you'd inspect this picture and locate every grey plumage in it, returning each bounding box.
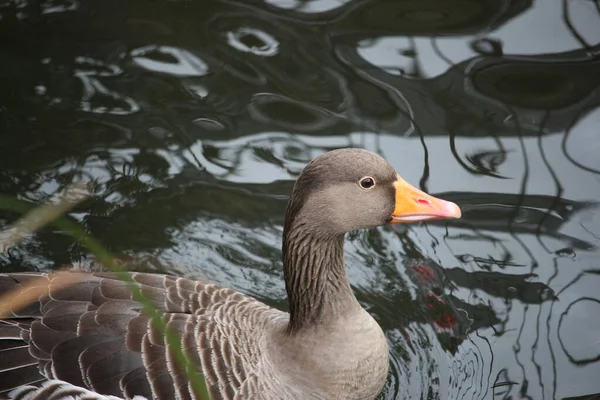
[0,272,281,400]
[0,148,461,400]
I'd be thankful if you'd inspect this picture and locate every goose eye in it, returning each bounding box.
[359,176,376,189]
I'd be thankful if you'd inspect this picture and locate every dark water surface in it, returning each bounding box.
[1,0,600,399]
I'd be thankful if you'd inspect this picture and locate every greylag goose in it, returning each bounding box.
[0,148,461,400]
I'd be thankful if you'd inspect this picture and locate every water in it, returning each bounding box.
[1,0,600,399]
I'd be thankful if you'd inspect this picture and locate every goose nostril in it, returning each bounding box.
[416,198,431,207]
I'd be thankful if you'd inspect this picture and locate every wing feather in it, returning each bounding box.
[0,272,280,399]
[51,335,115,387]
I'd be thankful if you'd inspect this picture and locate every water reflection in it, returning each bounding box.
[1,0,600,399]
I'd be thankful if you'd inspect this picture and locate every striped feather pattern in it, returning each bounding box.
[0,272,285,400]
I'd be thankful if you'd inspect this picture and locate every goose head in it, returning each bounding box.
[284,148,461,237]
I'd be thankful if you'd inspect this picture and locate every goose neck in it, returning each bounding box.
[282,226,359,333]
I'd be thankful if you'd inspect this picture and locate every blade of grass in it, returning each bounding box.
[0,182,91,253]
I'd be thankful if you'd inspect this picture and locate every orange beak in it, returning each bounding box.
[391,174,461,223]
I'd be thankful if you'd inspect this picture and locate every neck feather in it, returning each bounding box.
[282,221,359,333]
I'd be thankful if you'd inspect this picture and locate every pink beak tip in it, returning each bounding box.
[443,200,462,219]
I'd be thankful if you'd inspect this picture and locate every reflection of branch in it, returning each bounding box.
[445,267,556,304]
[434,192,597,250]
[464,149,510,178]
[562,0,593,52]
[447,106,510,178]
[431,37,455,71]
[558,296,600,365]
[561,393,600,400]
[536,111,563,253]
[504,102,540,271]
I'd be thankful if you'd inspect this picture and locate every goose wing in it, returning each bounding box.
[0,272,279,400]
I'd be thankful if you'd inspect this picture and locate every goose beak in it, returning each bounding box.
[391,174,461,223]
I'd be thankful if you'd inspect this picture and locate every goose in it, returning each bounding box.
[0,148,461,400]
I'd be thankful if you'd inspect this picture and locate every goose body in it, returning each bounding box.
[0,148,461,400]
